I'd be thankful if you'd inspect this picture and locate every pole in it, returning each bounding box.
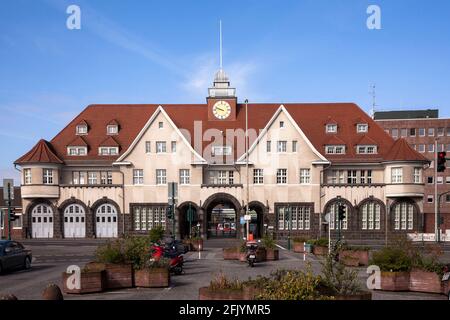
[188,203,192,239]
[7,183,12,241]
[245,99,249,241]
[435,139,439,243]
[287,205,291,251]
[172,183,176,240]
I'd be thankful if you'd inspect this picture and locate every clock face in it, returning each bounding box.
[212,101,232,120]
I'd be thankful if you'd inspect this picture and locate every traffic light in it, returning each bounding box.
[438,152,447,173]
[9,208,19,221]
[338,204,346,221]
[166,206,173,220]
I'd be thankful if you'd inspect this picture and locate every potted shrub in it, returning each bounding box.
[369,246,412,291]
[62,267,106,294]
[312,238,329,256]
[293,237,308,253]
[86,240,133,290]
[134,258,170,288]
[223,247,239,260]
[320,249,372,300]
[149,225,165,244]
[409,245,447,294]
[199,272,246,300]
[262,235,279,261]
[340,245,370,267]
[242,276,269,299]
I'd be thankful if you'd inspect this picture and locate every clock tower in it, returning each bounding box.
[207,69,238,121]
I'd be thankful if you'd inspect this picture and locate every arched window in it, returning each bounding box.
[361,202,381,230]
[327,202,349,230]
[393,202,414,230]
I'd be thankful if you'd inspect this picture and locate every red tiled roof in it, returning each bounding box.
[323,135,346,146]
[14,139,63,164]
[107,119,119,126]
[67,136,88,146]
[355,135,378,146]
[16,103,430,164]
[386,138,429,162]
[99,136,120,147]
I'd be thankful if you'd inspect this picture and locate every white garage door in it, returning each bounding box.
[64,204,86,238]
[96,204,118,238]
[32,204,54,238]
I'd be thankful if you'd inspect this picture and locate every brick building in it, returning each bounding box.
[0,187,23,239]
[375,109,450,234]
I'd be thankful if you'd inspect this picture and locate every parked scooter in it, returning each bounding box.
[246,241,258,267]
[150,243,184,275]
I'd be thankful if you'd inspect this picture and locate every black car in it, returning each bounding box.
[0,240,32,274]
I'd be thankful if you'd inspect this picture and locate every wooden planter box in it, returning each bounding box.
[379,271,410,291]
[85,262,133,290]
[340,255,359,267]
[334,291,372,300]
[199,287,247,300]
[409,269,443,294]
[223,248,239,260]
[191,239,204,251]
[293,242,305,253]
[340,250,369,266]
[243,285,264,300]
[256,248,266,262]
[313,246,328,256]
[134,268,170,288]
[265,248,279,261]
[62,270,105,294]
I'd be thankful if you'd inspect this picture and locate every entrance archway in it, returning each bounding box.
[244,201,267,239]
[178,202,200,239]
[203,193,241,239]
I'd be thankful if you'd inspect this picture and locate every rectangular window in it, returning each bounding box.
[292,141,297,152]
[347,170,357,184]
[357,124,368,133]
[228,171,234,184]
[253,169,264,184]
[427,195,434,203]
[276,169,287,184]
[277,205,311,231]
[446,177,450,184]
[145,141,151,153]
[418,144,426,153]
[107,125,118,135]
[401,128,408,137]
[279,121,285,128]
[326,124,337,133]
[428,128,435,136]
[438,127,445,136]
[419,128,425,137]
[391,128,398,138]
[179,169,190,185]
[437,176,444,184]
[107,171,113,184]
[99,147,119,155]
[299,169,311,184]
[156,141,166,153]
[277,141,287,153]
[218,171,227,184]
[367,170,372,184]
[357,145,377,154]
[266,141,271,152]
[391,167,403,184]
[171,141,177,153]
[428,176,434,184]
[88,172,97,185]
[428,144,435,153]
[133,169,144,185]
[156,169,167,185]
[413,168,421,184]
[158,122,163,129]
[24,169,32,184]
[68,147,87,156]
[326,145,346,154]
[76,125,87,135]
[447,127,450,136]
[43,169,53,185]
[212,146,232,156]
[133,205,166,231]
[409,128,416,137]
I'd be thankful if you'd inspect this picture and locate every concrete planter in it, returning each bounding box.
[243,285,264,300]
[223,248,239,260]
[256,247,267,262]
[62,270,105,294]
[293,242,305,253]
[409,269,443,294]
[199,287,247,300]
[85,262,133,290]
[334,291,372,300]
[340,250,369,267]
[380,271,410,291]
[134,268,170,288]
[313,246,328,256]
[265,248,279,261]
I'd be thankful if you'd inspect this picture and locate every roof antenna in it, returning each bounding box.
[219,20,223,70]
[369,84,377,119]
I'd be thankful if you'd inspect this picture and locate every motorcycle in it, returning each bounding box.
[150,243,184,275]
[246,241,258,267]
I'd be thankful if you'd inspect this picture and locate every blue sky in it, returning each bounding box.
[1,0,450,184]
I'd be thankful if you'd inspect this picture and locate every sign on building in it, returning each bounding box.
[3,179,14,202]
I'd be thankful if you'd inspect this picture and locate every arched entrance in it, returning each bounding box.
[178,202,200,239]
[203,193,241,239]
[31,203,54,238]
[244,201,267,239]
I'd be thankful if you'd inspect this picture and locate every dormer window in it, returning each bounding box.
[325,145,346,154]
[357,145,378,154]
[99,147,119,156]
[68,146,87,156]
[357,124,369,133]
[326,124,338,133]
[76,125,88,135]
[107,125,118,135]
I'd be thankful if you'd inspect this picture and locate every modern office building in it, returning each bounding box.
[375,109,450,234]
[13,69,429,241]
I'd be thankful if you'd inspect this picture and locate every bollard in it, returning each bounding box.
[0,294,18,300]
[42,284,64,300]
[198,244,202,260]
[303,242,306,261]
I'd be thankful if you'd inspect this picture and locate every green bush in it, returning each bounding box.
[239,241,247,253]
[141,257,170,270]
[370,246,412,272]
[293,237,308,243]
[307,238,329,246]
[124,235,151,269]
[209,272,243,291]
[149,226,165,243]
[261,235,276,249]
[95,240,126,264]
